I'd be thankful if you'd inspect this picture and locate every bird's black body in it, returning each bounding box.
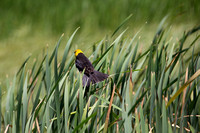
[75,53,108,88]
[75,53,94,76]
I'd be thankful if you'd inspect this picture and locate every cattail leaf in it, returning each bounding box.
[12,112,16,133]
[158,66,165,104]
[167,69,200,108]
[150,73,155,127]
[63,55,75,73]
[32,82,42,114]
[47,121,53,133]
[93,39,104,61]
[45,51,51,94]
[16,64,26,131]
[139,105,146,133]
[103,84,116,133]
[78,69,86,119]
[0,86,1,132]
[162,100,168,133]
[168,121,173,133]
[122,83,132,132]
[109,29,128,68]
[128,88,147,115]
[28,55,46,92]
[59,27,79,76]
[155,100,162,133]
[111,14,132,37]
[16,56,31,76]
[49,34,64,65]
[64,79,70,133]
[93,94,122,111]
[53,38,61,130]
[93,29,127,69]
[189,124,196,133]
[72,112,97,133]
[22,73,28,132]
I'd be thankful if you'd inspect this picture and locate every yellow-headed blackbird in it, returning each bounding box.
[74,49,108,88]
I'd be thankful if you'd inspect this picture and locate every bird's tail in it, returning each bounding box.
[91,70,109,84]
[82,70,108,88]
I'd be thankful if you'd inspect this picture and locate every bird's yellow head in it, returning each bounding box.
[74,49,83,56]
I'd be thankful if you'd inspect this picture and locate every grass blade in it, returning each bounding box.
[12,112,16,133]
[72,112,97,133]
[31,82,42,114]
[103,84,116,133]
[59,27,79,76]
[22,73,28,132]
[167,69,200,107]
[49,34,64,65]
[28,55,46,92]
[16,64,26,131]
[150,73,155,127]
[128,89,148,115]
[139,105,146,133]
[111,14,132,37]
[54,40,61,130]
[16,56,31,76]
[162,100,168,133]
[155,100,162,132]
[0,86,1,132]
[64,80,69,133]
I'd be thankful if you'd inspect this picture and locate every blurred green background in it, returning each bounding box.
[0,0,200,82]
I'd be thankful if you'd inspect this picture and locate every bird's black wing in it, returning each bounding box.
[75,53,94,76]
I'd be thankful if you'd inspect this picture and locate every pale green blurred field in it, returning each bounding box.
[0,0,200,84]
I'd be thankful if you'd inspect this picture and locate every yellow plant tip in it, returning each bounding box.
[70,111,77,115]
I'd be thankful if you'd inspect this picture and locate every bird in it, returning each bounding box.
[74,49,108,88]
